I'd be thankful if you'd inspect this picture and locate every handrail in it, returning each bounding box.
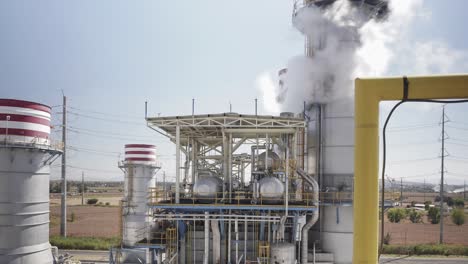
[147,187,358,206]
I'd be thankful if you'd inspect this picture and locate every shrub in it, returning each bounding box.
[382,244,468,256]
[86,198,98,205]
[409,209,423,223]
[69,212,75,222]
[451,209,465,226]
[383,232,391,245]
[447,197,454,207]
[387,208,406,223]
[50,236,120,250]
[105,202,110,206]
[424,201,432,211]
[453,198,465,208]
[428,207,440,224]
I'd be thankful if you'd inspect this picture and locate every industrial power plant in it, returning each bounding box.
[2,1,468,264]
[109,1,391,263]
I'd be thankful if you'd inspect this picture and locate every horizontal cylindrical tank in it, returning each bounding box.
[0,99,60,264]
[258,176,284,203]
[257,150,280,171]
[121,144,158,247]
[270,242,295,264]
[193,176,223,203]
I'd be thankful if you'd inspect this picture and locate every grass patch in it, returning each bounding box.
[50,236,120,250]
[382,244,468,256]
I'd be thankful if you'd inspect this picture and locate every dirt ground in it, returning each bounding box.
[49,193,468,245]
[50,192,123,207]
[384,215,468,245]
[50,193,121,238]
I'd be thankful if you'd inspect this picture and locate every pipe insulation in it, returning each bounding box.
[204,212,209,264]
[296,168,319,204]
[301,211,319,264]
[211,219,221,264]
[278,215,287,241]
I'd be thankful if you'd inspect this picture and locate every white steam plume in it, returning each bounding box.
[256,72,281,114]
[257,0,443,113]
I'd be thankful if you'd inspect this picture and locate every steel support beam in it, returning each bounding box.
[176,125,180,204]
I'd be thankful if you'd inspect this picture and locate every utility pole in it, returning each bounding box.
[464,180,466,201]
[255,98,258,116]
[423,178,426,202]
[60,95,67,237]
[439,105,447,244]
[400,178,403,206]
[163,171,166,200]
[81,171,85,205]
[192,98,195,116]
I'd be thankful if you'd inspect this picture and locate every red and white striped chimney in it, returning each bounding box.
[124,144,156,165]
[0,99,51,145]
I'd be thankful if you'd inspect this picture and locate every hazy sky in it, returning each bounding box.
[1,0,468,185]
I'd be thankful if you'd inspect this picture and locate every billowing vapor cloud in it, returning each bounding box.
[257,0,468,113]
[256,72,280,114]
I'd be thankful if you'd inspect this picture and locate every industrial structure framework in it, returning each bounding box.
[143,113,321,264]
[109,1,391,263]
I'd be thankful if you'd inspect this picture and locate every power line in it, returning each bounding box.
[67,146,121,158]
[387,123,438,132]
[389,157,439,165]
[53,164,122,174]
[67,111,146,125]
[67,145,121,155]
[451,121,468,127]
[68,126,157,139]
[446,141,468,148]
[450,155,468,160]
[447,137,468,143]
[446,158,468,163]
[447,125,468,131]
[446,171,468,177]
[68,106,143,119]
[66,127,164,143]
[397,172,440,179]
[388,140,439,147]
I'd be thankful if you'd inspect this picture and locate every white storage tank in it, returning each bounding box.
[120,144,160,247]
[0,99,61,264]
[258,176,285,203]
[307,98,354,264]
[257,150,281,171]
[193,176,223,203]
[270,242,295,264]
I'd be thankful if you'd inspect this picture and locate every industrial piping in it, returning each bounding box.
[353,75,468,263]
[301,211,319,264]
[203,212,209,264]
[300,169,319,264]
[211,219,221,264]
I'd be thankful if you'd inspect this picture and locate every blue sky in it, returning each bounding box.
[1,0,468,185]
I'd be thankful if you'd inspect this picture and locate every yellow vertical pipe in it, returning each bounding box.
[353,79,380,264]
[353,74,468,263]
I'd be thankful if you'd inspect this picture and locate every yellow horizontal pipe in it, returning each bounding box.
[353,74,468,264]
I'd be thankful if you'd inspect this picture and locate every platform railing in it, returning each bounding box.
[147,188,360,206]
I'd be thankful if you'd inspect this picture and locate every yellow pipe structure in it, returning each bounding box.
[353,74,468,263]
